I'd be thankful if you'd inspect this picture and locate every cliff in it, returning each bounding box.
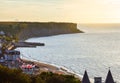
[0,22,83,40]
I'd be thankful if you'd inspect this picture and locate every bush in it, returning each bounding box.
[0,65,31,83]
[0,65,81,83]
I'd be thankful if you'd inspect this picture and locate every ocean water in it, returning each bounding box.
[18,27,120,83]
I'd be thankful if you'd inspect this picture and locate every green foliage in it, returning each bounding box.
[0,22,82,40]
[33,72,81,83]
[0,65,31,83]
[0,65,81,83]
[0,22,29,38]
[31,75,45,83]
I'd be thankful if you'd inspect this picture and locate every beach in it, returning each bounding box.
[22,59,81,79]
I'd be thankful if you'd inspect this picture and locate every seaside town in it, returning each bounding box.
[0,31,43,74]
[0,31,116,83]
[0,31,67,75]
[1,0,120,82]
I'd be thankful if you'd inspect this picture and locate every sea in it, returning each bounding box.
[18,24,120,83]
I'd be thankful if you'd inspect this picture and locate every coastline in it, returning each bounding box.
[19,33,83,81]
[0,22,83,40]
[22,59,82,80]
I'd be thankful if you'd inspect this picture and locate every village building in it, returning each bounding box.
[0,31,5,36]
[0,50,21,68]
[82,70,115,83]
[82,70,90,83]
[0,49,5,64]
[105,70,115,83]
[4,50,20,61]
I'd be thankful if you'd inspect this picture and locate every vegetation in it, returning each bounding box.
[0,65,81,83]
[0,65,31,83]
[0,22,81,83]
[0,22,82,40]
[0,33,18,52]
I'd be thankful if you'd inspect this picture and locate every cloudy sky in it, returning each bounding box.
[1,0,120,23]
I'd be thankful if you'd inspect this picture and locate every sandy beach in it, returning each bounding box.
[22,59,72,75]
[22,59,81,80]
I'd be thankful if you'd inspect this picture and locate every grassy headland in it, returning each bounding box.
[0,22,83,40]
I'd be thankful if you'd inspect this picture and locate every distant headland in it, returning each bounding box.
[0,22,83,40]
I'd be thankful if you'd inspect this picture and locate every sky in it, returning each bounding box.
[1,0,120,23]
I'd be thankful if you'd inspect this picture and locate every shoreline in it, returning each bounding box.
[19,33,83,81]
[20,34,83,81]
[22,59,82,80]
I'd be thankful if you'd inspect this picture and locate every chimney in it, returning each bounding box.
[94,77,102,83]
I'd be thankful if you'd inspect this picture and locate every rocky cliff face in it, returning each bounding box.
[0,22,83,40]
